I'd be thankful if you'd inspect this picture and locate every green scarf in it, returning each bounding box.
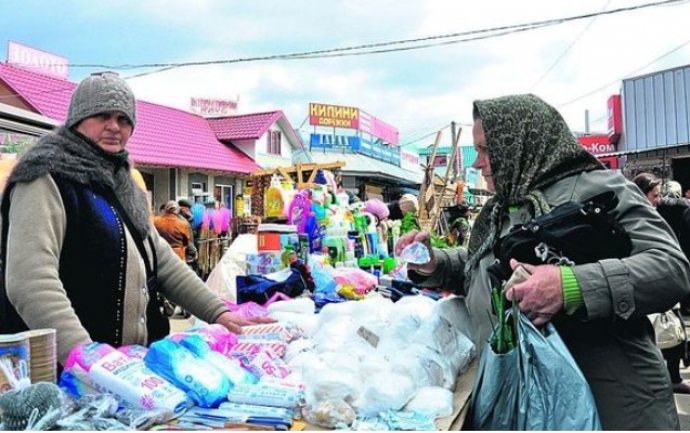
[465,94,604,274]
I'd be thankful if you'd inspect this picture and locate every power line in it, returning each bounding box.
[529,0,613,92]
[399,123,452,148]
[68,0,686,80]
[1,0,687,102]
[557,37,690,108]
[124,23,557,79]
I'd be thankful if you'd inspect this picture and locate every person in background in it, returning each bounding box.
[177,198,199,268]
[0,72,271,368]
[396,94,690,429]
[364,198,389,226]
[154,200,193,262]
[386,193,419,221]
[634,173,690,394]
[178,198,196,237]
[363,197,390,247]
[449,199,472,248]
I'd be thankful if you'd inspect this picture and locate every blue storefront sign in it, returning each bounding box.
[310,133,402,166]
[310,133,361,150]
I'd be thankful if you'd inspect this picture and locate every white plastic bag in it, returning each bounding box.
[403,386,454,418]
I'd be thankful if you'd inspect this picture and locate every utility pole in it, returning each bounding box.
[451,121,457,178]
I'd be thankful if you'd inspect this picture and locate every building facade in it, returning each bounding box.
[614,64,690,189]
[305,103,423,202]
[0,61,306,217]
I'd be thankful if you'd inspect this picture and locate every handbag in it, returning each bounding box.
[491,191,632,281]
[649,306,686,350]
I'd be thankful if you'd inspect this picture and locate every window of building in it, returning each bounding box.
[214,184,234,214]
[267,130,282,155]
[0,129,39,155]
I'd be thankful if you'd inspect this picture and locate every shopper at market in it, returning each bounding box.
[0,72,271,368]
[395,94,690,430]
[386,193,419,221]
[177,198,200,271]
[154,200,195,262]
[634,173,690,394]
[178,198,198,240]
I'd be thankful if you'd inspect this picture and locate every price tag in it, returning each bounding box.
[357,326,380,348]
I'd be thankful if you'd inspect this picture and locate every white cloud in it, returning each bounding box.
[114,0,690,145]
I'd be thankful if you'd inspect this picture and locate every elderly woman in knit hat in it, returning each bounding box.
[0,72,271,369]
[396,94,690,429]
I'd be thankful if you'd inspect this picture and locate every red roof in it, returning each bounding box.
[208,111,284,140]
[0,63,259,174]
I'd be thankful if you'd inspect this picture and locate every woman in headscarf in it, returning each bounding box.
[396,94,690,430]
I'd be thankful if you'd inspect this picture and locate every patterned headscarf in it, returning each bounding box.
[465,94,604,272]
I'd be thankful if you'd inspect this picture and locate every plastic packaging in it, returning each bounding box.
[398,241,431,264]
[226,382,303,409]
[239,323,304,343]
[302,398,356,428]
[63,343,190,418]
[228,341,287,359]
[196,323,240,356]
[266,298,316,315]
[239,351,290,379]
[144,339,231,408]
[352,371,417,417]
[178,335,258,386]
[403,386,454,418]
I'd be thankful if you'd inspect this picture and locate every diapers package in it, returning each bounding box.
[144,339,231,408]
[61,342,190,419]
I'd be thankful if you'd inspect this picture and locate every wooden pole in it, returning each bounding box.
[430,126,462,232]
[417,130,443,221]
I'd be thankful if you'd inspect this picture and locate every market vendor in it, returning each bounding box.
[0,72,271,367]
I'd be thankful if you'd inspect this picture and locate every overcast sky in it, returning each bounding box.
[3,0,690,149]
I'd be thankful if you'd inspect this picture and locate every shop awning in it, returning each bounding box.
[310,150,423,185]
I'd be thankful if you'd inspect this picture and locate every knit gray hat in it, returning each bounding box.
[66,72,137,130]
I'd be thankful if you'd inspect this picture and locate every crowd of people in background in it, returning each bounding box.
[633,172,690,395]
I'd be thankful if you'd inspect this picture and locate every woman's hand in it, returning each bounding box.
[394,230,438,275]
[215,311,275,334]
[504,259,563,326]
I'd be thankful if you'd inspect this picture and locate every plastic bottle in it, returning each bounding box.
[322,228,339,264]
[337,191,350,207]
[281,245,297,268]
[377,226,388,257]
[305,212,320,253]
[287,192,311,234]
[265,174,287,218]
[349,230,364,259]
[358,257,373,274]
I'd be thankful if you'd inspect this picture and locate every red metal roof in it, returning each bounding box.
[207,111,284,140]
[0,63,259,174]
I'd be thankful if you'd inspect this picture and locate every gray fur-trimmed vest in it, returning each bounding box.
[0,127,169,351]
